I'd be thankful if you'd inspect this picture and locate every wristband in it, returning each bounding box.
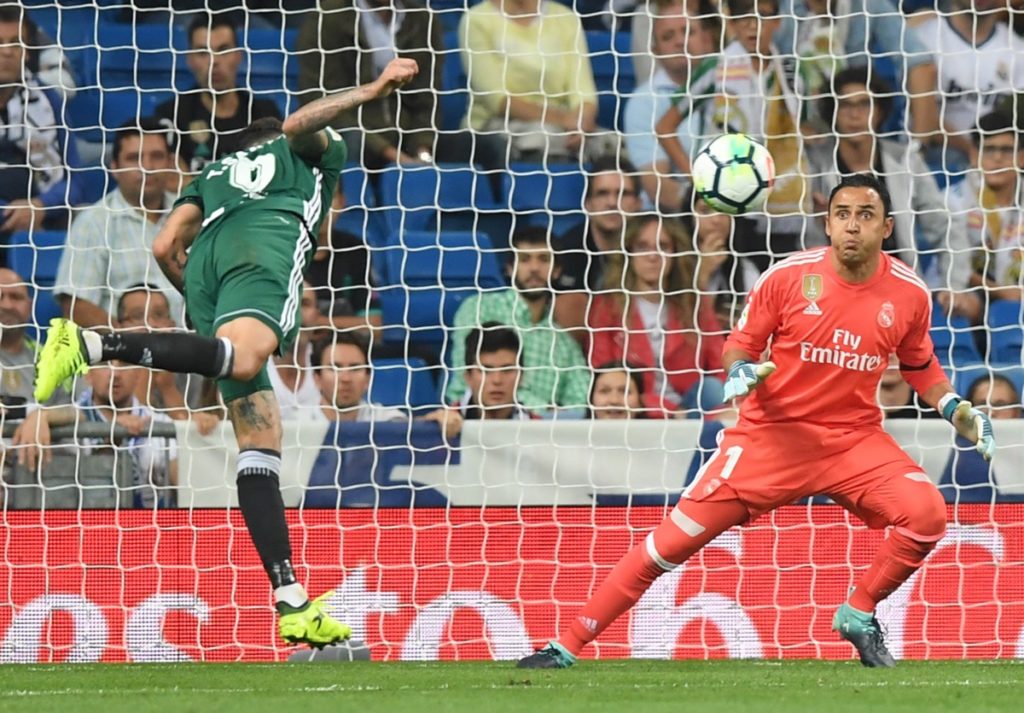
[938,392,962,421]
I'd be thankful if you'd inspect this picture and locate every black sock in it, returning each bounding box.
[236,449,296,589]
[99,331,233,378]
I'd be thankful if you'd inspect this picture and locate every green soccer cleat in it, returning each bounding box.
[34,318,90,403]
[278,591,353,649]
[516,642,577,669]
[832,603,896,668]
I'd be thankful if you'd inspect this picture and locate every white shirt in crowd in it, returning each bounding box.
[916,15,1024,133]
[268,344,323,422]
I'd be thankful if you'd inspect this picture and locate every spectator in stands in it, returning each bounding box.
[657,0,808,256]
[447,227,589,414]
[451,324,537,420]
[154,14,282,174]
[117,285,221,435]
[775,0,939,139]
[312,331,462,437]
[12,362,178,507]
[913,0,1024,168]
[0,2,78,100]
[270,282,327,422]
[588,214,725,416]
[623,0,719,212]
[79,362,178,508]
[307,186,381,334]
[589,360,644,419]
[461,0,598,162]
[629,0,721,86]
[680,191,762,327]
[0,268,69,419]
[553,157,643,335]
[0,5,82,239]
[878,364,940,419]
[949,110,1024,304]
[969,374,1023,419]
[297,0,464,168]
[807,67,976,319]
[55,119,184,329]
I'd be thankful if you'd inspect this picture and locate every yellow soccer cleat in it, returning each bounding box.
[278,591,353,649]
[34,318,90,403]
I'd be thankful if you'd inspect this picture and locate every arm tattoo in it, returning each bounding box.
[286,84,376,137]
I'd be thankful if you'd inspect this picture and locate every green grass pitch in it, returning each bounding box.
[1,661,1021,713]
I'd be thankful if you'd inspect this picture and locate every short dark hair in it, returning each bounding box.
[827,173,893,218]
[112,117,171,163]
[465,322,521,368]
[819,65,894,131]
[591,360,645,401]
[974,110,1020,147]
[310,331,370,369]
[586,155,640,201]
[116,283,167,323]
[725,0,780,16]
[188,13,238,47]
[238,116,284,149]
[510,226,550,250]
[968,374,1020,404]
[0,3,25,25]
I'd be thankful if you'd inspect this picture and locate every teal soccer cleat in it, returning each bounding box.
[833,603,896,668]
[516,642,577,669]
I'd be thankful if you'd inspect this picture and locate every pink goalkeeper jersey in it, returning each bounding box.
[724,248,946,429]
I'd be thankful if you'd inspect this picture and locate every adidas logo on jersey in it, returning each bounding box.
[803,301,822,316]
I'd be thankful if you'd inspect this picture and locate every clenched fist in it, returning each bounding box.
[375,58,419,97]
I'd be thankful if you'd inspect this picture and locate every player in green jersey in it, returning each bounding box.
[34,57,420,649]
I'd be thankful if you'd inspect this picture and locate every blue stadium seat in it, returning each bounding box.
[96,22,191,92]
[381,230,503,289]
[429,0,472,33]
[987,300,1024,365]
[378,164,498,232]
[67,88,174,143]
[7,230,67,338]
[336,165,387,248]
[378,231,503,344]
[439,33,468,133]
[502,163,586,234]
[8,230,65,285]
[586,30,635,131]
[930,307,980,366]
[369,358,439,409]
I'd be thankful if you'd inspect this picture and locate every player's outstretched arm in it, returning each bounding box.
[153,203,203,294]
[281,58,419,161]
[722,347,777,402]
[918,381,996,461]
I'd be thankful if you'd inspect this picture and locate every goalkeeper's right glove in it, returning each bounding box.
[722,360,777,402]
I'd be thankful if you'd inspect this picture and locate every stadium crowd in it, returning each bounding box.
[1,0,1023,506]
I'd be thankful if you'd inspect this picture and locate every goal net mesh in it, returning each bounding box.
[1,0,1023,662]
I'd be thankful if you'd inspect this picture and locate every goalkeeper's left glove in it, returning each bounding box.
[722,360,777,403]
[941,395,996,461]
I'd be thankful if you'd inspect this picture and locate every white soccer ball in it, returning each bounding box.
[691,133,775,215]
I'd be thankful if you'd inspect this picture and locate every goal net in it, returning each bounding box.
[1,0,1023,663]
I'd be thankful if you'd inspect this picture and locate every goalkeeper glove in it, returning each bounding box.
[941,395,996,461]
[722,360,777,402]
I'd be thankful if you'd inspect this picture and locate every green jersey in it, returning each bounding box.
[174,126,348,237]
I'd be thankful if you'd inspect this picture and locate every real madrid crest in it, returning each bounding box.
[877,301,895,328]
